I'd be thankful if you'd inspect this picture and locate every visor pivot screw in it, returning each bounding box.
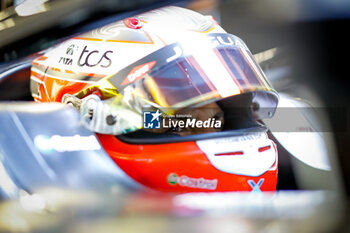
[88,109,94,120]
[106,114,117,125]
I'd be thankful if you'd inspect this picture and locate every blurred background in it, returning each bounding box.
[0,0,349,232]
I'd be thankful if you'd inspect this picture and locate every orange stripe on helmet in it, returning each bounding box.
[51,67,61,72]
[32,62,47,69]
[73,37,103,41]
[36,56,48,61]
[78,72,106,78]
[65,70,75,74]
[31,70,43,79]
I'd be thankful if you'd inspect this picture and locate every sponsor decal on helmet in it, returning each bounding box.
[66,44,76,55]
[59,44,78,66]
[121,61,156,86]
[34,134,101,154]
[78,46,113,68]
[167,173,218,190]
[247,178,264,193]
[59,57,73,65]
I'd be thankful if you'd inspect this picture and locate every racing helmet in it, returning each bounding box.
[30,6,279,192]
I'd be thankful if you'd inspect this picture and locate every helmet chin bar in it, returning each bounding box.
[63,94,142,135]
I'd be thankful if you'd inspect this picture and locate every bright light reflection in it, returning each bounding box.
[253,48,277,64]
[180,35,241,98]
[19,191,46,212]
[0,18,15,30]
[15,0,48,17]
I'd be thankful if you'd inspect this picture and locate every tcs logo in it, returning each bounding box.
[78,46,113,68]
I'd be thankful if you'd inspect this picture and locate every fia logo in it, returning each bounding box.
[143,110,161,129]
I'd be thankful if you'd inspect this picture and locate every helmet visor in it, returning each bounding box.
[106,33,278,118]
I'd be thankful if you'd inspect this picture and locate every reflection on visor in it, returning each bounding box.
[143,47,272,108]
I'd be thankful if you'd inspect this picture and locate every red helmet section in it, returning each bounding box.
[97,134,277,192]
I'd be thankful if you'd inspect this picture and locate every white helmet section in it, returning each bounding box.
[37,6,225,80]
[196,132,277,177]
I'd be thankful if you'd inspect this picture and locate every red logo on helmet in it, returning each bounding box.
[121,61,156,86]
